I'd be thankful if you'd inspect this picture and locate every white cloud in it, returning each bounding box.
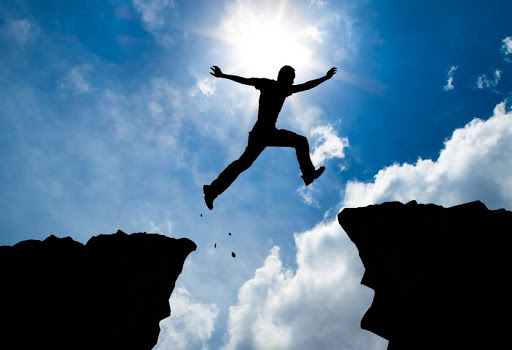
[476,69,501,89]
[289,102,324,134]
[155,33,176,47]
[443,65,458,91]
[197,78,216,96]
[142,217,173,236]
[132,0,177,47]
[101,75,205,150]
[297,184,320,207]
[476,76,485,89]
[288,102,348,205]
[301,25,325,43]
[222,221,388,350]
[310,124,349,165]
[3,18,40,47]
[309,0,327,7]
[60,64,94,93]
[222,100,512,350]
[149,101,165,117]
[96,73,258,183]
[343,101,512,210]
[133,0,175,30]
[501,36,512,55]
[155,286,219,350]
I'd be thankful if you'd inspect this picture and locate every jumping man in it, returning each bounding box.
[204,65,337,210]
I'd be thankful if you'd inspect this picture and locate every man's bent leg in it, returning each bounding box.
[204,143,264,209]
[268,129,315,175]
[268,129,324,186]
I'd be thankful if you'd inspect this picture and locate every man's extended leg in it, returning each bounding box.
[268,129,324,186]
[204,142,264,210]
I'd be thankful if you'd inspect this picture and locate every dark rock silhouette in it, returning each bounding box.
[0,230,196,350]
[339,201,511,349]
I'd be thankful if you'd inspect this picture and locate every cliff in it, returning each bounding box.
[339,201,511,350]
[0,230,196,350]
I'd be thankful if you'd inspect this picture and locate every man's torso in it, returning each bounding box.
[253,79,292,129]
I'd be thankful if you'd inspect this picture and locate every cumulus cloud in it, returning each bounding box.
[288,101,348,205]
[155,286,219,350]
[502,36,512,56]
[297,123,349,207]
[2,18,40,47]
[476,69,501,89]
[343,101,512,210]
[222,221,388,350]
[443,65,458,91]
[289,102,324,133]
[223,100,512,350]
[310,124,349,165]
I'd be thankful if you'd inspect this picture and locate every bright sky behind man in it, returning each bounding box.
[1,1,512,349]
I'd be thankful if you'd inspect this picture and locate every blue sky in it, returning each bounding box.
[1,1,512,349]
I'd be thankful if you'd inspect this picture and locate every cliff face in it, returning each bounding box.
[0,230,196,350]
[339,201,511,350]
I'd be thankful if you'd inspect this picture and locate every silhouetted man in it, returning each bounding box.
[204,65,337,210]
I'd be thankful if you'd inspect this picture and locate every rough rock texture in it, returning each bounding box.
[339,201,511,350]
[0,230,196,350]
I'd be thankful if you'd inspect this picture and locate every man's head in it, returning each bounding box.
[277,65,295,85]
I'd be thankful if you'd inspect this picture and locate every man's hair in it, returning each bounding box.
[277,65,295,82]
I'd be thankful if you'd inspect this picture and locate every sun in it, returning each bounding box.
[217,1,319,78]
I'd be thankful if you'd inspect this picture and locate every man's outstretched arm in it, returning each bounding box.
[210,66,258,86]
[291,67,337,93]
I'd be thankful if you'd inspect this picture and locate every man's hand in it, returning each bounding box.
[326,67,337,79]
[210,66,224,78]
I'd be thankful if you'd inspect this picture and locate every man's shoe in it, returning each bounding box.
[301,166,325,186]
[203,185,216,210]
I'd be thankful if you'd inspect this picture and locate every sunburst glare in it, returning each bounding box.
[218,1,323,78]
